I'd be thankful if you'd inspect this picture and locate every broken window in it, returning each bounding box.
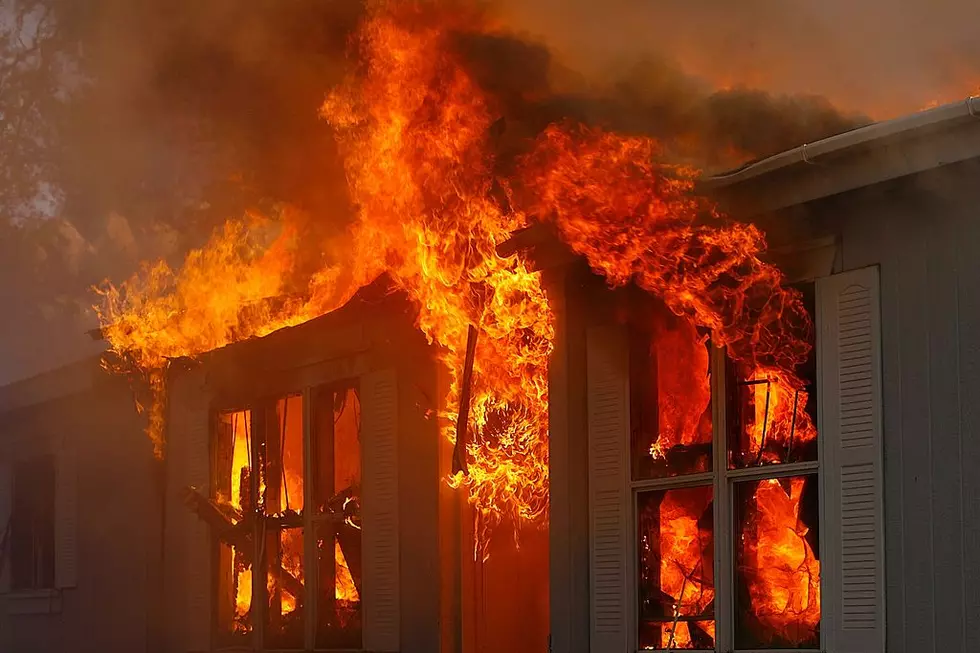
[734,475,821,649]
[213,409,253,642]
[630,298,713,480]
[727,284,818,469]
[628,282,822,651]
[10,455,55,591]
[312,384,362,649]
[209,383,361,650]
[637,486,715,650]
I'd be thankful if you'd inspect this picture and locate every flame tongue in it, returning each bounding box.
[98,1,813,548]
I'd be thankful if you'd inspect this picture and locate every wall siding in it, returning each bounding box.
[0,371,153,653]
[829,166,980,653]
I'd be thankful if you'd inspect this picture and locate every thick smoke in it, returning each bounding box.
[2,0,971,384]
[496,0,980,119]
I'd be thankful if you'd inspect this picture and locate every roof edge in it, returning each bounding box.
[699,96,980,198]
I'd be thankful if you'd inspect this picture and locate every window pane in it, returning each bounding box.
[258,395,304,516]
[637,486,715,650]
[734,475,821,649]
[11,456,55,591]
[216,541,253,638]
[630,300,713,479]
[264,526,305,649]
[728,283,817,469]
[214,410,253,641]
[312,383,362,647]
[315,522,363,648]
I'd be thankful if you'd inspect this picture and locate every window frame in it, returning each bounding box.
[10,454,56,593]
[210,379,364,652]
[627,341,823,653]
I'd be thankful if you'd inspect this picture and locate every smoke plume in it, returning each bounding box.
[2,0,975,384]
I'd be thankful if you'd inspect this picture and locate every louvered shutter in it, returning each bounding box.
[586,325,630,653]
[360,368,400,652]
[54,443,78,588]
[0,462,11,592]
[177,368,212,652]
[817,266,885,653]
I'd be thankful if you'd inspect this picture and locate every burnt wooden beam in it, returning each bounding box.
[452,324,479,475]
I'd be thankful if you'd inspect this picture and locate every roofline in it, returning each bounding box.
[699,96,980,214]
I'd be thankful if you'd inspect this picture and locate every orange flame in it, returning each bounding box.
[96,1,815,555]
[742,478,821,644]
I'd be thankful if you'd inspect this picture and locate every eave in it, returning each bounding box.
[699,96,980,217]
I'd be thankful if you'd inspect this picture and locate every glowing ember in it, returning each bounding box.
[96,1,815,554]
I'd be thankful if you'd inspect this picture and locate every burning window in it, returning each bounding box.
[214,409,252,640]
[630,300,713,479]
[637,486,714,650]
[629,283,821,651]
[209,383,362,650]
[734,476,821,649]
[727,284,818,468]
[312,384,362,649]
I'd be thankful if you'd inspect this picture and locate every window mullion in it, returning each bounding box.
[711,343,733,653]
[302,386,315,650]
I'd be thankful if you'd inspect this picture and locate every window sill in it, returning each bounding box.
[3,588,62,615]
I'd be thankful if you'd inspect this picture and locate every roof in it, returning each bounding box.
[699,95,980,216]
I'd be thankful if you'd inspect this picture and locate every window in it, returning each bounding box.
[210,383,363,650]
[629,288,821,651]
[588,267,885,653]
[10,455,56,592]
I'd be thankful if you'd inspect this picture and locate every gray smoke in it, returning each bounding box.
[2,0,973,384]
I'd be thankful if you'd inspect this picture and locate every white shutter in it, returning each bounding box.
[0,462,11,592]
[178,369,212,652]
[817,266,886,653]
[586,325,630,653]
[360,368,400,652]
[55,443,78,589]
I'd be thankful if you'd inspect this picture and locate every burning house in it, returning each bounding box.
[0,4,978,652]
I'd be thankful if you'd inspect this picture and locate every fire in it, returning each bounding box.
[96,0,815,559]
[741,478,821,645]
[335,541,359,602]
[740,365,817,465]
[656,489,714,649]
[647,316,712,461]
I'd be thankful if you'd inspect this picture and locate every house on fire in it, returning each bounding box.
[1,96,980,653]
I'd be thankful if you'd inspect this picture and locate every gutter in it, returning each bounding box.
[699,95,980,196]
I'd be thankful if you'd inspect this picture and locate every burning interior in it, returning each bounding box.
[625,287,820,650]
[184,385,363,649]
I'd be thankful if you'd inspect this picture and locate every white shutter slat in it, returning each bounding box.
[0,463,11,592]
[55,443,78,589]
[818,266,886,653]
[175,368,211,652]
[360,368,400,652]
[587,325,630,653]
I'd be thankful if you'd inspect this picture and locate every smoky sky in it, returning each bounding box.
[497,0,980,118]
[1,0,974,385]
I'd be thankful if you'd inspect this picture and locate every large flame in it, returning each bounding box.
[97,1,816,558]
